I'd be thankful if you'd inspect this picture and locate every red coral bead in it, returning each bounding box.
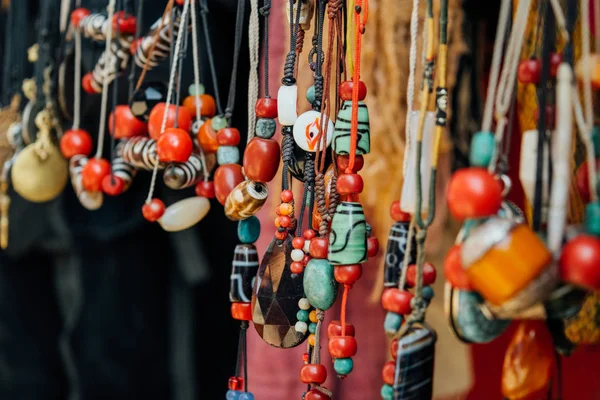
[197,118,219,154]
[70,7,90,27]
[109,105,148,138]
[329,336,357,358]
[81,158,111,192]
[82,72,96,94]
[255,98,278,118]
[279,215,292,228]
[304,229,316,240]
[142,198,165,222]
[336,173,363,195]
[300,364,328,384]
[274,230,288,240]
[228,376,244,391]
[213,164,244,205]
[182,94,216,118]
[549,52,563,78]
[281,189,294,203]
[243,137,281,183]
[309,237,329,259]
[156,127,193,163]
[367,236,380,258]
[101,175,125,196]
[336,154,364,172]
[60,129,93,158]
[559,235,600,291]
[231,302,252,321]
[444,244,473,290]
[130,38,142,55]
[390,200,411,222]
[334,264,362,284]
[216,127,241,146]
[147,103,192,140]
[576,160,600,204]
[447,167,502,220]
[517,58,542,84]
[302,254,311,265]
[327,321,355,338]
[195,180,215,198]
[390,338,399,360]
[406,262,437,287]
[291,261,304,274]
[339,80,367,101]
[305,389,331,400]
[382,361,396,385]
[292,237,305,250]
[112,11,136,35]
[381,288,413,315]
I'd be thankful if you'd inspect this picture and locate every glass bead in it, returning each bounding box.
[211,116,228,131]
[299,298,311,310]
[237,216,261,244]
[333,100,370,155]
[277,84,298,125]
[328,202,368,265]
[217,146,240,165]
[306,85,316,104]
[586,202,600,236]
[295,321,308,333]
[333,357,354,375]
[309,322,317,334]
[255,118,277,139]
[293,110,334,152]
[422,286,435,301]
[297,309,310,322]
[238,393,254,400]
[188,83,205,96]
[384,311,402,335]
[226,390,241,400]
[469,131,495,168]
[381,384,394,400]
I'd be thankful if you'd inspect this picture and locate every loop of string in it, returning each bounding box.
[247,0,260,140]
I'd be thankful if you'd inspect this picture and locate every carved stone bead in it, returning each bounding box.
[255,118,277,139]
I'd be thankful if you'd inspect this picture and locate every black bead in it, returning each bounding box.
[129,81,168,122]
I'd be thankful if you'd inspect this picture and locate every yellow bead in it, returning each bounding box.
[308,334,316,347]
[309,310,318,323]
[279,203,294,216]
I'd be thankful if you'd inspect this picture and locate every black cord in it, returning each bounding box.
[563,0,578,66]
[128,0,145,98]
[223,0,247,124]
[124,0,135,15]
[199,0,224,115]
[311,0,326,111]
[173,8,190,126]
[35,0,60,105]
[260,0,272,97]
[282,0,303,85]
[2,0,28,105]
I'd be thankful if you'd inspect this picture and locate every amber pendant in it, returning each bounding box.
[252,236,307,348]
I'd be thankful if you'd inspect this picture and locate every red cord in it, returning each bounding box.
[340,284,350,336]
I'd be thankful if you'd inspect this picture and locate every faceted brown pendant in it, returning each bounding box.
[252,236,308,348]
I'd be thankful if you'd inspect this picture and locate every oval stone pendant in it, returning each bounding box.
[252,236,308,348]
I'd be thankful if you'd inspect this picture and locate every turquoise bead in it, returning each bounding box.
[239,393,254,400]
[237,216,261,244]
[306,85,315,104]
[296,309,309,322]
[212,116,228,130]
[384,311,402,335]
[334,357,354,375]
[188,83,205,96]
[217,146,240,165]
[452,290,510,344]
[308,322,317,334]
[303,258,338,310]
[333,100,370,155]
[586,202,600,236]
[381,384,393,400]
[226,390,241,400]
[255,118,277,139]
[593,126,600,157]
[328,202,368,265]
[422,286,435,301]
[469,131,495,167]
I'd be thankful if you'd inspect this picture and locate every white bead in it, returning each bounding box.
[158,197,210,232]
[295,321,308,333]
[292,110,334,152]
[303,239,311,253]
[277,85,298,125]
[291,249,305,262]
[298,298,310,310]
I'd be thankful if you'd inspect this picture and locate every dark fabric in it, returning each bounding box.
[0,0,247,398]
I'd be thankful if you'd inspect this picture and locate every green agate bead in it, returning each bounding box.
[303,258,338,310]
[469,131,495,167]
[296,309,310,322]
[237,216,261,244]
[255,118,277,139]
[586,202,600,236]
[381,384,393,400]
[211,115,228,131]
[306,85,316,104]
[328,201,368,265]
[334,358,354,375]
[333,100,370,155]
[188,83,205,96]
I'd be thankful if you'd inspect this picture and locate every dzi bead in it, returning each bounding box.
[332,100,370,155]
[230,244,259,303]
[164,153,213,190]
[225,180,269,221]
[303,258,338,311]
[393,324,437,399]
[243,137,281,183]
[328,202,368,265]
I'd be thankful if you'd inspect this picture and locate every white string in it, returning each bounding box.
[73,29,82,130]
[146,0,191,203]
[402,0,420,180]
[248,0,260,142]
[189,0,209,181]
[549,0,570,43]
[94,0,117,159]
[60,0,72,33]
[581,0,598,202]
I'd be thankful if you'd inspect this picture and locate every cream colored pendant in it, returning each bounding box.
[158,196,210,232]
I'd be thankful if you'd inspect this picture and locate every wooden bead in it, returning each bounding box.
[231,302,252,321]
[281,189,294,203]
[334,264,362,284]
[214,164,244,205]
[381,288,413,315]
[182,94,216,118]
[109,105,148,138]
[81,158,111,192]
[156,127,193,162]
[309,237,329,259]
[300,364,327,384]
[447,168,503,220]
[243,137,281,183]
[197,118,219,153]
[336,173,363,195]
[217,127,241,146]
[390,200,411,222]
[329,336,357,358]
[382,361,396,385]
[406,262,437,287]
[336,154,364,172]
[60,129,93,159]
[195,180,215,198]
[148,103,192,140]
[327,320,355,338]
[255,98,278,118]
[339,80,367,101]
[225,180,268,221]
[142,198,165,222]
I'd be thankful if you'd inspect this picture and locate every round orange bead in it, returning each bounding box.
[292,237,305,249]
[197,118,219,153]
[303,229,316,240]
[329,336,357,358]
[243,137,281,183]
[367,236,380,258]
[231,302,252,321]
[182,94,217,118]
[339,80,367,101]
[213,164,244,205]
[148,103,192,140]
[381,288,413,315]
[305,389,331,400]
[279,203,293,216]
[336,173,363,195]
[382,361,396,385]
[255,98,278,118]
[279,215,292,228]
[334,264,362,284]
[390,200,411,222]
[291,262,304,274]
[336,154,364,172]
